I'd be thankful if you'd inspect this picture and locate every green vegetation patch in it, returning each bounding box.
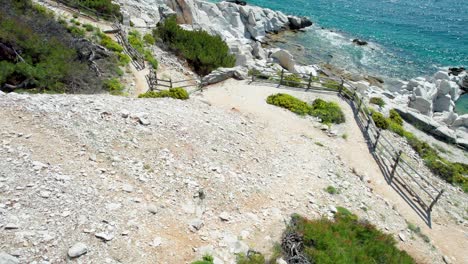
[0,0,117,93]
[103,78,124,95]
[62,0,122,21]
[282,73,303,87]
[285,211,415,264]
[370,97,386,107]
[138,88,189,100]
[266,94,345,124]
[373,109,468,191]
[155,16,235,75]
[266,93,312,115]
[310,98,346,124]
[191,255,214,264]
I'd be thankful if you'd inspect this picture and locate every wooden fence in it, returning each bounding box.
[112,23,146,71]
[251,69,444,226]
[51,0,119,22]
[146,68,201,93]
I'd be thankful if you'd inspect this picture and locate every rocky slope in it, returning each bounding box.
[0,85,467,263]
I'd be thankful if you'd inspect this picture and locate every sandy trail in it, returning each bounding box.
[201,79,468,264]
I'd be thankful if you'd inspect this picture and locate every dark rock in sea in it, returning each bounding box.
[226,0,247,6]
[448,67,465,76]
[288,17,313,30]
[352,39,368,46]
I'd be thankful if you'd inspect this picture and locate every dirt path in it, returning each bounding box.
[201,79,468,264]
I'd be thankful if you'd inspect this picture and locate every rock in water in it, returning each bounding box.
[352,39,368,46]
[68,243,88,258]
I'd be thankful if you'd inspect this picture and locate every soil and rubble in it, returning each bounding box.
[1,82,467,263]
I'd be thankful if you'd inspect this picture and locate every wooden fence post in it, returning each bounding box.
[339,79,344,95]
[373,129,382,151]
[428,190,444,213]
[307,73,312,89]
[169,78,173,89]
[251,73,255,83]
[390,150,403,182]
[280,69,284,86]
[366,116,371,132]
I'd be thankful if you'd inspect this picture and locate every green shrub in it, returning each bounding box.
[83,23,94,32]
[144,50,159,69]
[282,73,303,87]
[67,25,85,37]
[63,0,122,21]
[266,93,312,116]
[370,97,385,107]
[287,212,415,264]
[310,98,346,124]
[388,121,405,136]
[325,186,338,194]
[138,88,189,100]
[100,35,123,52]
[236,252,265,264]
[103,78,124,95]
[322,79,341,90]
[191,255,214,264]
[389,109,403,126]
[143,33,155,45]
[117,52,131,66]
[372,111,389,129]
[155,16,235,75]
[128,30,144,53]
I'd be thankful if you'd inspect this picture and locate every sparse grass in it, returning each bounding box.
[83,23,94,32]
[322,79,341,90]
[236,252,265,264]
[100,34,124,52]
[383,110,468,191]
[103,78,125,95]
[284,212,415,264]
[370,97,385,107]
[315,142,324,147]
[341,133,348,140]
[407,222,430,243]
[282,73,303,87]
[325,185,338,194]
[138,88,189,100]
[191,255,213,264]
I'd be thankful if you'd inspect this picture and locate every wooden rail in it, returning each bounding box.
[145,68,201,93]
[250,69,445,225]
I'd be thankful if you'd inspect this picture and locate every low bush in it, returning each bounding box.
[286,212,415,264]
[310,98,346,124]
[325,186,338,194]
[322,79,341,90]
[237,252,265,264]
[389,109,403,126]
[100,34,124,52]
[191,255,213,264]
[282,73,303,87]
[266,93,312,116]
[83,23,94,32]
[117,52,131,66]
[372,111,389,129]
[103,78,124,95]
[62,0,122,21]
[144,50,159,69]
[155,16,235,75]
[143,33,155,45]
[67,25,85,37]
[370,97,385,107]
[138,88,189,100]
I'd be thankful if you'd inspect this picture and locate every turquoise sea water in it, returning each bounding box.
[211,0,468,113]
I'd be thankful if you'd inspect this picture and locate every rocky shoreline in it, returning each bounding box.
[116,0,468,149]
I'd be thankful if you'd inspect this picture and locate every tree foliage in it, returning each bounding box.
[155,16,235,75]
[0,0,119,93]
